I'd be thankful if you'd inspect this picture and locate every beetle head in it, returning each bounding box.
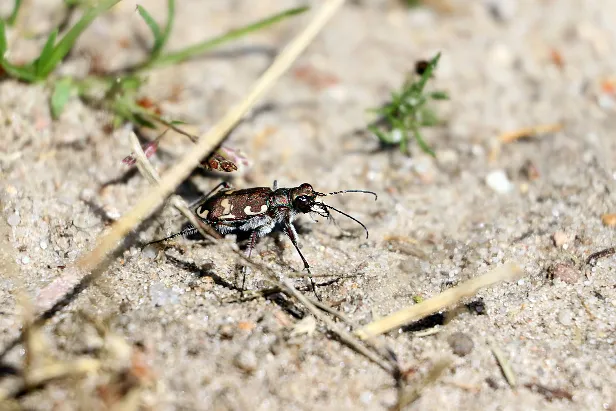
[290,183,378,239]
[290,183,322,214]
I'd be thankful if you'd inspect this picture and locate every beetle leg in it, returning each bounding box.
[189,181,232,208]
[272,180,278,191]
[241,230,258,293]
[281,214,321,301]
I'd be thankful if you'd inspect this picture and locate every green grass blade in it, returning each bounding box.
[137,0,175,61]
[136,5,163,52]
[37,0,121,78]
[7,0,23,26]
[429,91,449,100]
[0,59,37,81]
[35,29,58,76]
[411,124,435,157]
[150,5,308,68]
[0,21,7,56]
[51,77,74,118]
[158,0,175,57]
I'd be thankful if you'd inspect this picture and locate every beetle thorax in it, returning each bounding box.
[269,188,292,209]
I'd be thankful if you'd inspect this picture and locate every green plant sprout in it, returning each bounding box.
[5,0,22,26]
[368,52,448,157]
[0,0,121,82]
[1,0,308,126]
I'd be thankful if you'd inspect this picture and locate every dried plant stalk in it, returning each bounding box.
[498,123,562,143]
[356,263,522,339]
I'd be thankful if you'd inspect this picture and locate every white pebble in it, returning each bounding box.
[39,241,48,250]
[234,350,258,372]
[7,213,20,227]
[598,94,614,110]
[149,282,179,306]
[486,170,514,194]
[558,309,574,326]
[552,231,573,248]
[21,256,30,264]
[360,391,373,404]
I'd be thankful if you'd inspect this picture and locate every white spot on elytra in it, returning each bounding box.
[221,198,233,214]
[218,214,236,220]
[244,204,267,215]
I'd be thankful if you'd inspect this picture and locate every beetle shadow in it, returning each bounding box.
[161,254,309,320]
[164,254,241,292]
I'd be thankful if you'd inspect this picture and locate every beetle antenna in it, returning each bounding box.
[323,204,370,239]
[317,190,377,200]
[144,226,198,247]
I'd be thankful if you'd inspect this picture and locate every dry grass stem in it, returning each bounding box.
[412,328,441,337]
[278,277,398,374]
[25,359,101,388]
[394,359,452,411]
[356,263,522,339]
[498,123,563,143]
[488,338,517,388]
[230,253,399,375]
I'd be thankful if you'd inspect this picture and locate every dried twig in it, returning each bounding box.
[356,263,522,340]
[586,247,615,266]
[230,252,399,375]
[498,123,563,144]
[393,359,452,411]
[488,338,517,388]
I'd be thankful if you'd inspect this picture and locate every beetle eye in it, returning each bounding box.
[294,195,312,212]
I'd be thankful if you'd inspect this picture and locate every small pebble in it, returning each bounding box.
[447,332,474,357]
[39,241,48,250]
[548,263,581,284]
[485,0,518,22]
[359,391,373,404]
[601,213,616,227]
[234,350,258,372]
[437,149,459,172]
[598,94,615,110]
[520,160,540,181]
[552,231,573,249]
[149,282,179,306]
[486,170,514,194]
[21,256,30,264]
[558,309,574,326]
[219,324,235,340]
[467,299,486,315]
[488,43,514,68]
[7,213,20,227]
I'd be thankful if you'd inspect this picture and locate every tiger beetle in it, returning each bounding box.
[150,181,377,299]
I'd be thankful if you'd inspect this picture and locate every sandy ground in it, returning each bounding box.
[1,0,615,410]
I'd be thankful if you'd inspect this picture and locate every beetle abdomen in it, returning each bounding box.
[195,187,272,222]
